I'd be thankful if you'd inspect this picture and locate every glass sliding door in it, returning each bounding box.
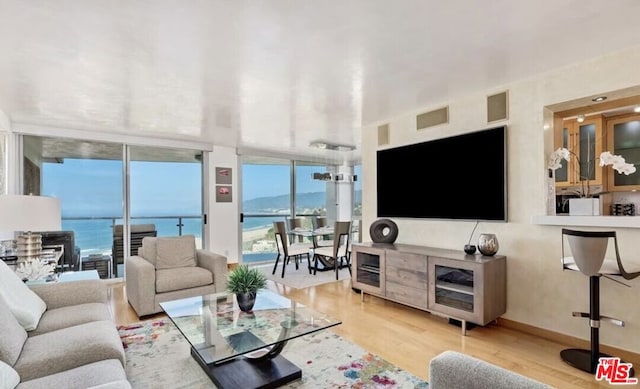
[241,156,291,264]
[128,145,204,241]
[25,135,124,279]
[294,162,332,245]
[23,135,205,279]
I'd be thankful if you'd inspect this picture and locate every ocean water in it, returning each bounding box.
[62,217,203,256]
[63,215,284,256]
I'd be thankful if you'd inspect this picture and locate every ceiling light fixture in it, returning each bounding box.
[634,106,640,113]
[592,96,607,102]
[309,140,356,151]
[577,114,585,123]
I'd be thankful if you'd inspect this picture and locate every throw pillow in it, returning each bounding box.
[155,235,197,269]
[0,360,20,389]
[0,260,47,331]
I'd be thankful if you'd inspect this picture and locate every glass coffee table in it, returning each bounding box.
[160,289,341,388]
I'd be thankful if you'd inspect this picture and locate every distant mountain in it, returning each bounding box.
[243,190,362,212]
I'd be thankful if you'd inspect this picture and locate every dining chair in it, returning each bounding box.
[272,221,312,278]
[560,228,640,375]
[311,215,333,247]
[313,221,352,280]
[286,217,304,243]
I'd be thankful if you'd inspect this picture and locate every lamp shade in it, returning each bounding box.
[0,195,61,239]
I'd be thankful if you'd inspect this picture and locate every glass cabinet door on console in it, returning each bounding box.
[554,116,604,190]
[351,245,385,295]
[428,255,506,326]
[606,114,640,191]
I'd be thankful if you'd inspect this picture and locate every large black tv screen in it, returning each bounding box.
[377,126,507,221]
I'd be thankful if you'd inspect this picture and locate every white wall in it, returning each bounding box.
[207,145,240,263]
[361,46,640,353]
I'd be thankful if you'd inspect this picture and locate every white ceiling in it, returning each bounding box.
[2,1,640,162]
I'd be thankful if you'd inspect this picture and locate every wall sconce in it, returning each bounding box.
[577,114,585,123]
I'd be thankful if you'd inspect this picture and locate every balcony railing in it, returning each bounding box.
[60,215,203,257]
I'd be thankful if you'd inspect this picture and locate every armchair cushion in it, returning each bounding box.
[155,235,197,269]
[140,237,158,267]
[0,261,46,331]
[155,267,213,293]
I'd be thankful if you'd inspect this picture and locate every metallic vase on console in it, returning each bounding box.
[478,233,499,256]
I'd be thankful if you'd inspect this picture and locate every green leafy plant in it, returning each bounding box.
[226,265,268,294]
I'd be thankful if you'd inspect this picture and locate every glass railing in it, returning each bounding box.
[241,214,283,264]
[60,215,203,257]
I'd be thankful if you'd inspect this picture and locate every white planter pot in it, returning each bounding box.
[569,198,601,216]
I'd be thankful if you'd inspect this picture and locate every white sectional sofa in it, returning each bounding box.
[0,260,131,389]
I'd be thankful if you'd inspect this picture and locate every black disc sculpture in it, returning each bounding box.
[369,218,399,244]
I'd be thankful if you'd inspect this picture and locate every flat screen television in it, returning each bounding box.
[377,125,507,221]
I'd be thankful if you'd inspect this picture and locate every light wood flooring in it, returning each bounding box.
[108,278,639,388]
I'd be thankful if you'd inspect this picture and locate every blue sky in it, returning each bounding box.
[43,159,202,217]
[43,159,360,217]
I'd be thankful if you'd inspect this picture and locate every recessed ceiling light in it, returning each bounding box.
[592,96,607,102]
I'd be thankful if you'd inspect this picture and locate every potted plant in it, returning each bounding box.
[548,148,636,215]
[227,265,268,312]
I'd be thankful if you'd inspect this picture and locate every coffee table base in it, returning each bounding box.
[191,347,302,389]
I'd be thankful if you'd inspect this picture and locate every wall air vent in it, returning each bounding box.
[417,106,449,130]
[487,90,509,122]
[378,123,390,146]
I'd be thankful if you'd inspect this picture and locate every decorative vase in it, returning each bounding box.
[478,233,499,256]
[236,292,257,312]
[463,244,477,255]
[546,169,556,216]
[568,198,601,216]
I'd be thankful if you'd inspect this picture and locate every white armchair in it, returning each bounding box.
[126,235,228,317]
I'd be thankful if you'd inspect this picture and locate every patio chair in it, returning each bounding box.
[112,224,157,277]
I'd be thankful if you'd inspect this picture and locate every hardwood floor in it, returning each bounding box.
[108,279,638,388]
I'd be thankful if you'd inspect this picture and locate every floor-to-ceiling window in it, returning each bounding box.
[129,145,204,243]
[294,162,331,223]
[241,156,291,263]
[23,135,204,278]
[240,156,346,264]
[352,163,362,242]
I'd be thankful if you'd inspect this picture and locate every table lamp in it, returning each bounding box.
[0,195,62,262]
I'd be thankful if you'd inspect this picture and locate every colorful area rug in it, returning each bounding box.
[118,317,428,388]
[254,262,352,289]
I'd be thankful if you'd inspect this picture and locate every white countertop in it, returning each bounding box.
[532,215,640,229]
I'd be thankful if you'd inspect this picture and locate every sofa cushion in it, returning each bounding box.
[16,359,128,389]
[14,320,125,381]
[30,302,112,336]
[0,261,46,331]
[0,360,20,389]
[0,295,28,367]
[140,237,158,267]
[155,266,213,293]
[155,235,197,269]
